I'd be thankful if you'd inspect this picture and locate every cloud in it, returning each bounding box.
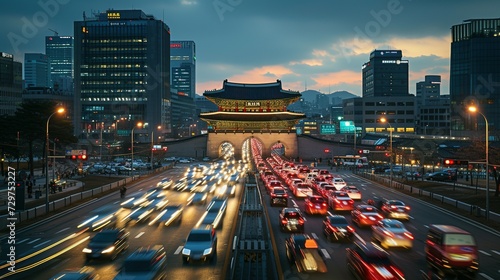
[310,70,361,92]
[289,59,323,67]
[181,0,197,5]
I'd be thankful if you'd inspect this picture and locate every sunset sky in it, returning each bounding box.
[2,0,500,96]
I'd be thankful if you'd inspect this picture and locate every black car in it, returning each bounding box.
[346,241,405,279]
[285,234,328,273]
[182,227,217,263]
[425,171,456,181]
[279,208,305,233]
[83,228,129,261]
[323,215,355,242]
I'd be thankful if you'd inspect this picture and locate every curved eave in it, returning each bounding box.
[199,111,305,122]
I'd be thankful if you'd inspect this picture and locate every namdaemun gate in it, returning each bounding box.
[200,80,305,158]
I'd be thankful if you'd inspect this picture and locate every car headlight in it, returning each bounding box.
[182,248,191,255]
[101,246,115,254]
[203,247,213,255]
[82,248,92,253]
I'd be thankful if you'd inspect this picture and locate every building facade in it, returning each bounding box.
[45,36,74,90]
[170,41,196,98]
[416,75,441,102]
[74,9,171,138]
[450,18,500,134]
[0,52,22,115]
[24,53,50,88]
[362,50,409,97]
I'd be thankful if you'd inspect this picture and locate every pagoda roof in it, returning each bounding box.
[203,80,301,100]
[199,111,305,121]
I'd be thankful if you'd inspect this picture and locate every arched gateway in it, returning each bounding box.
[200,80,305,159]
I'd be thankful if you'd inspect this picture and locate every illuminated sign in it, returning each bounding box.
[107,12,121,19]
[170,43,182,48]
[245,102,261,107]
[1,52,13,59]
[339,121,355,134]
[320,124,336,135]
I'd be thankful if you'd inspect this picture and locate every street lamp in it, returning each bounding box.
[46,107,65,213]
[131,122,143,177]
[151,125,162,170]
[99,122,104,161]
[468,105,489,220]
[381,117,393,186]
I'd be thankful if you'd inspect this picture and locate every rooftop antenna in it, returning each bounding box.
[48,28,58,36]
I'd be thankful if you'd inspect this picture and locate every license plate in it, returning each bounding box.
[342,201,347,205]
[289,220,297,225]
[315,205,320,209]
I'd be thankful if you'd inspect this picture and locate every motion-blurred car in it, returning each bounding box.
[379,199,411,221]
[340,185,362,200]
[269,186,288,207]
[49,267,100,280]
[303,195,328,215]
[197,196,227,229]
[156,177,173,189]
[182,227,217,263]
[332,177,347,190]
[425,171,456,181]
[351,205,384,227]
[327,191,354,212]
[279,208,305,233]
[148,205,184,227]
[285,234,328,273]
[292,183,313,198]
[323,215,355,242]
[371,219,414,249]
[346,241,405,280]
[83,228,129,261]
[113,245,167,280]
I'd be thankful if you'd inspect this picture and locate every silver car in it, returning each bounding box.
[371,219,413,249]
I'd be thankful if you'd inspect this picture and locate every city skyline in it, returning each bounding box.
[2,0,500,96]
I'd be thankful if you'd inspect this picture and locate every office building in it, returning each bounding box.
[45,36,74,90]
[450,18,500,133]
[170,41,196,98]
[24,53,50,88]
[74,9,171,138]
[362,50,409,97]
[416,75,441,102]
[0,52,22,115]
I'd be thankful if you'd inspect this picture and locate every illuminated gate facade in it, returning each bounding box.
[200,80,305,158]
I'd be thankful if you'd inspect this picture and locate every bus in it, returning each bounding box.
[333,155,368,167]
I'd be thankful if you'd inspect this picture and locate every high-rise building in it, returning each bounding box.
[170,41,196,98]
[45,36,74,90]
[24,53,50,88]
[416,75,441,102]
[415,75,449,135]
[0,52,22,115]
[450,18,500,133]
[362,50,409,97]
[74,9,171,138]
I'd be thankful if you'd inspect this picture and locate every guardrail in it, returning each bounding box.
[359,172,500,223]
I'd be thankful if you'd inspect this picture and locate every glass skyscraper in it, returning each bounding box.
[0,52,22,115]
[24,53,50,88]
[171,41,196,98]
[74,9,171,137]
[450,18,500,133]
[45,36,74,90]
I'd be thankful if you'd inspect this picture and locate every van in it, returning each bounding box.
[425,224,478,278]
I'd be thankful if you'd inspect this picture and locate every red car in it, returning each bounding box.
[269,187,288,207]
[327,191,354,212]
[379,199,411,221]
[351,205,384,227]
[279,208,305,233]
[304,195,328,215]
[346,241,405,280]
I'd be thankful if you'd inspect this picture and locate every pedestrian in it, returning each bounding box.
[120,186,127,199]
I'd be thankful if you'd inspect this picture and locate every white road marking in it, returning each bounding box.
[479,250,491,256]
[174,246,183,255]
[55,227,70,234]
[321,249,331,259]
[478,273,495,280]
[28,238,41,244]
[135,232,145,238]
[17,238,29,244]
[291,200,298,208]
[492,250,500,256]
[34,240,51,248]
[311,232,318,239]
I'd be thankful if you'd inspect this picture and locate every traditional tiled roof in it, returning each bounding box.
[203,80,301,100]
[199,111,305,121]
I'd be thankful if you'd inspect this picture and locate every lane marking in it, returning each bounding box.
[321,249,331,259]
[135,232,145,238]
[174,246,183,255]
[479,250,491,256]
[311,232,318,239]
[492,250,500,256]
[28,238,41,244]
[34,240,52,248]
[18,238,29,244]
[478,273,495,280]
[55,227,70,234]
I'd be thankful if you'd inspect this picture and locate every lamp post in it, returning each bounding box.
[99,122,104,161]
[381,118,393,187]
[46,107,65,213]
[151,126,161,170]
[131,122,143,177]
[468,106,489,220]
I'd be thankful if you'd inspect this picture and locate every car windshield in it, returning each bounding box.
[123,260,153,272]
[309,197,324,203]
[274,189,286,194]
[188,232,212,242]
[444,234,476,246]
[329,217,348,225]
[92,232,117,242]
[366,255,392,265]
[388,201,404,206]
[285,212,300,218]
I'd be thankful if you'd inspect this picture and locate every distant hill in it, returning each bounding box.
[299,90,358,103]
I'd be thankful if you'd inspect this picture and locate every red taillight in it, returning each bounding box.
[322,202,327,207]
[404,232,414,240]
[405,206,410,211]
[307,202,313,207]
[390,205,397,209]
[383,230,394,237]
[281,218,288,225]
[329,225,338,232]
[376,214,384,219]
[298,218,305,225]
[347,226,355,232]
[349,200,354,204]
[390,265,405,279]
[360,214,367,219]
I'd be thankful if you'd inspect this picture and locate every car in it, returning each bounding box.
[266,180,283,193]
[156,177,173,189]
[279,208,305,233]
[49,267,100,280]
[379,199,411,220]
[327,191,354,212]
[351,204,384,227]
[346,241,405,280]
[186,192,208,205]
[218,183,237,197]
[425,171,456,181]
[292,183,313,198]
[269,187,288,207]
[371,219,414,249]
[303,195,328,215]
[148,205,184,227]
[331,177,347,190]
[197,196,227,229]
[340,185,362,200]
[323,215,355,242]
[285,234,328,273]
[113,245,167,280]
[317,184,336,199]
[425,224,479,278]
[178,158,191,163]
[83,228,129,261]
[182,227,217,263]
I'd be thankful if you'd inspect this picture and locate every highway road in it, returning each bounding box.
[261,169,500,280]
[0,162,244,280]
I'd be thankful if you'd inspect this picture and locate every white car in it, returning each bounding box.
[332,178,347,190]
[341,185,362,200]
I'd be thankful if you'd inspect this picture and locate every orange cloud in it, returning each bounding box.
[311,70,361,89]
[387,36,451,59]
[289,59,323,66]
